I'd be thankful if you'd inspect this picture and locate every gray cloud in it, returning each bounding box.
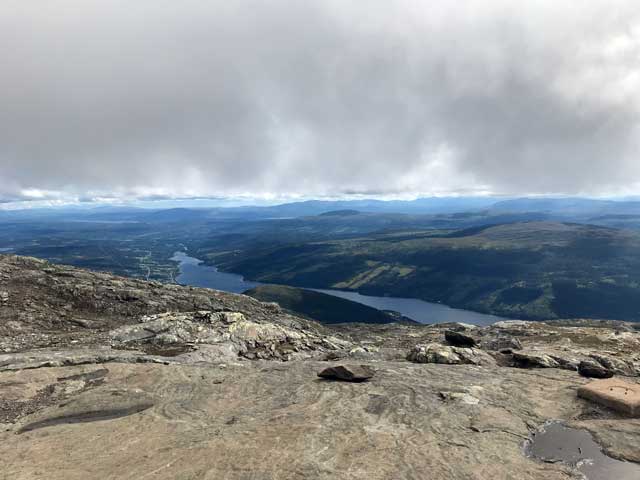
[1,0,639,202]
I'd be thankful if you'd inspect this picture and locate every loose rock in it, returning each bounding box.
[579,360,614,379]
[444,330,478,348]
[317,364,375,382]
[512,351,560,369]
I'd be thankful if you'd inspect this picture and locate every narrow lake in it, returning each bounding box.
[171,251,509,326]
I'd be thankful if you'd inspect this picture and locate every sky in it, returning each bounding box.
[1,1,640,207]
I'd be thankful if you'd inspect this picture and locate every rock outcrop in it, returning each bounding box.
[0,254,341,355]
[407,343,496,366]
[110,310,349,361]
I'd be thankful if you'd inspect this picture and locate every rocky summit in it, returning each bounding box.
[2,254,640,479]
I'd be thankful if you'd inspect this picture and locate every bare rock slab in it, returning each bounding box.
[578,378,640,416]
[318,364,375,382]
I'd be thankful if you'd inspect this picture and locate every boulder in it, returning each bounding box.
[408,343,462,365]
[549,354,580,371]
[454,347,497,366]
[578,360,614,379]
[512,351,560,369]
[482,336,522,352]
[589,354,637,376]
[407,343,496,366]
[317,364,375,382]
[444,330,478,348]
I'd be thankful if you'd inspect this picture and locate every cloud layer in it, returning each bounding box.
[1,0,639,202]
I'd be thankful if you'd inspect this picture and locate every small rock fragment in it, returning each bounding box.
[0,291,8,304]
[439,391,480,405]
[578,360,614,379]
[317,364,375,382]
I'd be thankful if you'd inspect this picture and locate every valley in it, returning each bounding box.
[209,221,640,321]
[172,251,507,325]
[3,199,640,323]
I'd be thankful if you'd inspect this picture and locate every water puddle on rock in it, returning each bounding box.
[525,421,640,479]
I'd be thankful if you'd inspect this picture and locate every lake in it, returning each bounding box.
[171,251,509,326]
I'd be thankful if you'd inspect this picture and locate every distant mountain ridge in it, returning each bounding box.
[5,196,640,224]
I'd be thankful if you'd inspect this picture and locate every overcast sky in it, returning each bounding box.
[1,1,639,205]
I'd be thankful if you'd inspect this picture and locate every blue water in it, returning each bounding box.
[171,251,509,326]
[171,251,261,293]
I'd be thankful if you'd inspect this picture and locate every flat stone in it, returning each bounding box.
[578,378,640,416]
[317,364,375,382]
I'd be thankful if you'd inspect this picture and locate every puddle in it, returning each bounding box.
[525,421,640,479]
[18,403,154,433]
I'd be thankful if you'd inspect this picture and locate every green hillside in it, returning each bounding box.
[244,284,405,324]
[218,222,640,321]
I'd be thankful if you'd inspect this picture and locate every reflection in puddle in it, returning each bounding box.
[525,421,640,479]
